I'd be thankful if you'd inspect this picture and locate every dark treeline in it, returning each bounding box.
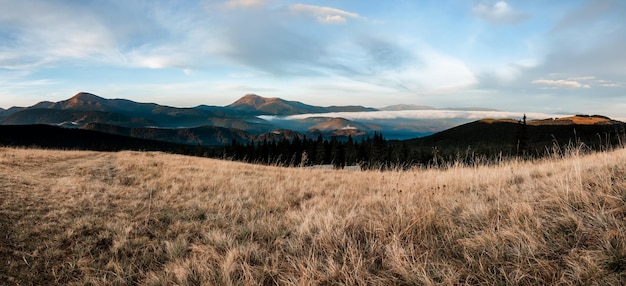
[223,133,446,170]
[0,124,220,158]
[222,119,626,170]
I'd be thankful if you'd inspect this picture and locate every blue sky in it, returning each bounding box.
[1,0,625,118]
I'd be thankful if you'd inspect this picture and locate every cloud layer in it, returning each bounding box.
[283,110,566,122]
[0,0,624,119]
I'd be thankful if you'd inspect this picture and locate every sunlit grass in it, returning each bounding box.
[1,146,625,284]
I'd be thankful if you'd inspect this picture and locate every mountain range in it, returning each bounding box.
[1,92,624,153]
[0,92,456,143]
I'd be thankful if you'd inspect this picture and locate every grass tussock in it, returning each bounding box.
[1,146,626,285]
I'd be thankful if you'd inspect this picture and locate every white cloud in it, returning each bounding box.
[472,1,528,24]
[319,15,347,24]
[0,1,118,69]
[341,43,477,97]
[223,0,264,9]
[123,43,208,71]
[290,4,362,24]
[530,76,625,89]
[202,0,264,9]
[532,79,590,89]
[595,79,625,87]
[400,47,477,92]
[569,76,596,81]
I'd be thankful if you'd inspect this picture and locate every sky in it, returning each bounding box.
[1,0,625,118]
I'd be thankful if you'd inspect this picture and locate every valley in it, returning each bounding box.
[0,92,536,144]
[2,93,624,160]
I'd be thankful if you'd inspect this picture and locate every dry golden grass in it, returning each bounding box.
[1,146,626,285]
[528,116,614,126]
[555,116,610,125]
[481,116,613,125]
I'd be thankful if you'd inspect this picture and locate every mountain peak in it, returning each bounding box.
[228,94,320,115]
[310,117,369,132]
[71,92,105,101]
[59,92,108,110]
[229,94,281,108]
[68,92,107,104]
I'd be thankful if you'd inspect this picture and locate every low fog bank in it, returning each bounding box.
[282,110,567,121]
[258,110,572,140]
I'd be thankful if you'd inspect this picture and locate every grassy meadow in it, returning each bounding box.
[1,146,626,285]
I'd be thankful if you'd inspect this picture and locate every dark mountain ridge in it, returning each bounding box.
[1,109,155,127]
[80,123,255,146]
[227,94,376,115]
[0,92,386,142]
[80,123,312,146]
[0,92,271,132]
[2,93,624,153]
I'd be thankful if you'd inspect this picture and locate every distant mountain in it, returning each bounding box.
[227,94,376,115]
[324,105,378,113]
[308,117,374,132]
[228,94,324,115]
[49,92,110,110]
[305,117,375,139]
[380,104,436,111]
[443,107,499,111]
[0,92,270,131]
[0,106,27,117]
[0,92,389,145]
[194,104,244,116]
[0,109,155,126]
[6,92,621,150]
[52,92,247,127]
[380,104,498,112]
[32,92,165,115]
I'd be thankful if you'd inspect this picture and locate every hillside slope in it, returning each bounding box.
[407,115,626,155]
[1,147,625,284]
[80,123,255,146]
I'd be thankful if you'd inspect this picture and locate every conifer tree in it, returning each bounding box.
[516,114,529,156]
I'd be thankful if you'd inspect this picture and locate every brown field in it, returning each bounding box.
[481,115,615,126]
[1,147,626,285]
[554,116,611,125]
